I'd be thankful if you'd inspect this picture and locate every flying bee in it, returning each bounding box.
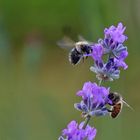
[69,41,93,65]
[57,36,93,65]
[107,92,133,118]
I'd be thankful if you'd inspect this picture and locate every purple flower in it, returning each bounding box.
[94,23,128,78]
[114,50,128,69]
[119,49,128,59]
[77,82,109,105]
[74,82,110,117]
[97,23,128,64]
[112,44,128,59]
[114,58,128,70]
[91,44,104,61]
[90,58,121,81]
[59,120,97,140]
[104,22,127,44]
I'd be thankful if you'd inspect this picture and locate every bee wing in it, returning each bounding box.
[57,36,75,50]
[78,35,94,45]
[78,35,87,41]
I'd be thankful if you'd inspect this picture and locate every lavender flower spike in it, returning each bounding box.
[59,120,97,140]
[74,82,110,117]
[97,22,128,64]
[58,22,129,140]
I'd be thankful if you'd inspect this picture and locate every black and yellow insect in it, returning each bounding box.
[57,36,93,65]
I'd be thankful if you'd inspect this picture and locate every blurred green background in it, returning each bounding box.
[0,0,139,140]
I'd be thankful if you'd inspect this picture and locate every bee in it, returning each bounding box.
[107,92,133,118]
[57,36,93,65]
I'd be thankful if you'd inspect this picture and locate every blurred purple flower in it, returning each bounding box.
[59,120,97,140]
[74,82,110,117]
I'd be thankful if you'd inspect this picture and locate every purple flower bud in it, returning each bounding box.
[114,58,128,70]
[112,44,127,58]
[119,50,128,60]
[59,120,97,140]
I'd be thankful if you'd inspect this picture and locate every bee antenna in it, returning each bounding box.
[122,100,134,111]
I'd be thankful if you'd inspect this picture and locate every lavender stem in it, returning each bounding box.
[98,79,102,86]
[82,115,91,129]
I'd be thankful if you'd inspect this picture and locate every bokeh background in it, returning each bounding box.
[0,0,139,140]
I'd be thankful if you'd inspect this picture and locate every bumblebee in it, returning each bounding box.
[57,36,93,65]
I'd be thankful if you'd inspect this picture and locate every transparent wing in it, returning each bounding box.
[78,35,87,41]
[78,35,94,45]
[57,36,75,50]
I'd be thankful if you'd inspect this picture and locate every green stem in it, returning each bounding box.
[82,115,91,129]
[98,79,102,86]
